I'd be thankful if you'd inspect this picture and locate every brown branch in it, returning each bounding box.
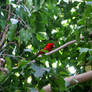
[64,70,92,87]
[0,24,10,48]
[0,58,8,73]
[26,40,76,66]
[0,5,11,48]
[0,67,8,73]
[16,0,20,4]
[42,71,92,92]
[17,16,28,29]
[45,40,76,56]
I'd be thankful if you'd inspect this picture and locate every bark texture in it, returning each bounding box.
[42,71,92,92]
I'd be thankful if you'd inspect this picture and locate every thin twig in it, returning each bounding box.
[2,54,25,60]
[26,40,77,66]
[45,40,76,55]
[10,12,28,29]
[0,24,10,48]
[16,0,20,4]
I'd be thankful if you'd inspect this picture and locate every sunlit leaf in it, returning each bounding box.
[19,28,32,44]
[79,48,89,53]
[10,18,18,24]
[31,64,50,78]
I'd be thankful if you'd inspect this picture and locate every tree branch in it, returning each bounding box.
[45,40,76,56]
[25,40,77,66]
[64,70,92,87]
[42,71,92,92]
[0,5,11,48]
[0,24,10,48]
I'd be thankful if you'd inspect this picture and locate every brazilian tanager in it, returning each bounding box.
[37,43,55,56]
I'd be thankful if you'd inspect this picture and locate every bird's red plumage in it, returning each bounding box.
[38,43,55,56]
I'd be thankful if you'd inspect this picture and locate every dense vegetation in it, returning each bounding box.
[0,0,92,92]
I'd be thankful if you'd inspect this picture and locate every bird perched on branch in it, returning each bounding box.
[37,43,55,56]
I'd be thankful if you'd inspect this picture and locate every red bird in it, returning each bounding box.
[38,43,55,56]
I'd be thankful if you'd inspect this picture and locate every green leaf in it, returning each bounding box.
[40,49,48,53]
[5,57,12,71]
[40,89,45,92]
[40,0,45,7]
[34,0,40,11]
[31,64,50,78]
[0,72,7,82]
[79,48,89,53]
[52,76,66,91]
[18,60,29,68]
[26,0,33,10]
[19,28,32,44]
[0,19,6,29]
[32,33,39,48]
[6,0,9,4]
[36,32,48,41]
[87,56,92,60]
[7,24,17,41]
[55,77,65,91]
[36,33,45,40]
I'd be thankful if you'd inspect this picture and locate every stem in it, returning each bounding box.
[0,5,11,48]
[27,40,76,65]
[45,40,76,56]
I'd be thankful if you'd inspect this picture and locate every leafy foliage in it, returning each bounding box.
[0,0,92,92]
